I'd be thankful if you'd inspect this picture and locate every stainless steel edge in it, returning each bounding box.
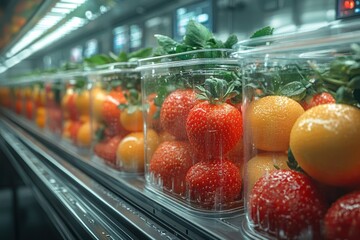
[1,109,250,240]
[0,122,126,240]
[1,116,181,240]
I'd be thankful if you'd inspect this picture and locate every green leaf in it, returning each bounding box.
[183,20,213,48]
[224,34,238,48]
[153,47,168,56]
[348,76,360,89]
[154,34,179,54]
[336,86,356,104]
[128,47,153,60]
[250,26,274,39]
[84,54,114,66]
[287,148,304,173]
[118,51,129,62]
[278,82,307,101]
[95,125,105,141]
[354,89,360,106]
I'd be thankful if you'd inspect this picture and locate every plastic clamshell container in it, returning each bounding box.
[138,49,244,215]
[239,28,360,239]
[56,70,92,154]
[88,62,145,174]
[10,76,44,127]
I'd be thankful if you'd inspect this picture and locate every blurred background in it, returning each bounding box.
[0,0,341,78]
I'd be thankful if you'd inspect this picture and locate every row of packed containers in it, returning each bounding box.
[1,20,360,240]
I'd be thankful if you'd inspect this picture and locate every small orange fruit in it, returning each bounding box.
[91,87,106,121]
[62,120,72,139]
[246,153,289,191]
[77,121,92,147]
[120,108,144,132]
[116,129,159,172]
[76,91,90,116]
[248,96,304,152]
[290,104,360,187]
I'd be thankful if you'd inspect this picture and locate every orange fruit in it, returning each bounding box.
[145,129,160,161]
[35,107,46,128]
[76,91,90,116]
[77,121,92,147]
[116,129,159,172]
[79,115,90,123]
[248,96,304,152]
[62,120,72,139]
[23,87,32,99]
[246,153,289,191]
[290,104,360,187]
[36,116,46,128]
[120,108,144,132]
[15,99,22,114]
[91,87,106,121]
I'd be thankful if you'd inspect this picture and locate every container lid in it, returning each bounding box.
[137,49,238,70]
[89,61,139,75]
[234,21,360,60]
[235,19,360,51]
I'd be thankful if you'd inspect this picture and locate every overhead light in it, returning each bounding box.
[1,0,93,73]
[51,7,72,14]
[61,0,86,4]
[31,17,87,52]
[5,0,88,59]
[55,3,79,9]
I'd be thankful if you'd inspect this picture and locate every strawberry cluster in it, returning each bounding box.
[149,77,243,209]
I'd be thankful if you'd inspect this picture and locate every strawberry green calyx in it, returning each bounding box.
[287,148,304,173]
[196,77,241,104]
[118,88,142,113]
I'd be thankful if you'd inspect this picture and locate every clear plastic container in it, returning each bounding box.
[57,71,92,153]
[138,49,243,214]
[44,75,63,137]
[240,29,360,240]
[88,62,146,173]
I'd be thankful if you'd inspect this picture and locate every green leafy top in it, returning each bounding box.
[153,20,238,56]
[250,26,274,39]
[84,47,153,67]
[245,64,315,102]
[196,77,241,104]
[287,148,305,173]
[310,44,360,108]
[118,88,142,113]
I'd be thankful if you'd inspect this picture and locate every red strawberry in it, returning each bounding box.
[185,159,242,208]
[70,121,82,143]
[25,99,34,119]
[149,141,194,195]
[249,170,328,239]
[301,92,335,110]
[324,191,360,240]
[186,101,242,158]
[94,135,123,165]
[102,91,128,137]
[67,93,78,121]
[160,89,198,140]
